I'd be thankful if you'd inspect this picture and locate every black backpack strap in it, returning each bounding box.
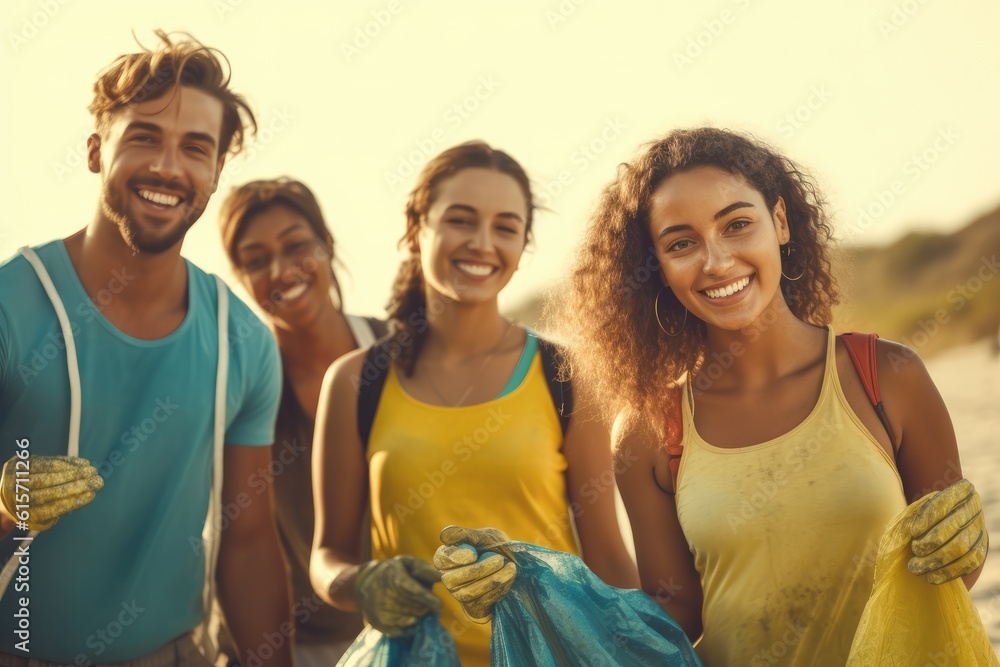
[357,340,395,451]
[537,336,573,437]
[364,316,390,341]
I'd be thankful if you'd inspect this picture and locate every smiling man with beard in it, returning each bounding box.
[0,32,292,666]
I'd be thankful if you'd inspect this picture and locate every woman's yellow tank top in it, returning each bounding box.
[367,351,578,667]
[675,327,907,667]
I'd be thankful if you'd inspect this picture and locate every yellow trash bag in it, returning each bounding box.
[846,492,999,666]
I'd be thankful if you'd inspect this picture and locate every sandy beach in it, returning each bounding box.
[931,341,1000,651]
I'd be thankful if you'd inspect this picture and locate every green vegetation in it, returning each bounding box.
[833,204,1000,357]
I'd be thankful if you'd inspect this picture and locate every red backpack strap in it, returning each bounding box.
[652,388,685,495]
[839,332,898,454]
[840,332,880,404]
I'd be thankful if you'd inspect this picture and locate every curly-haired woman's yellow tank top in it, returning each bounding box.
[367,351,578,667]
[675,327,907,667]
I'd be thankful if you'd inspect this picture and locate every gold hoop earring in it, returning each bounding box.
[654,287,688,337]
[781,242,805,281]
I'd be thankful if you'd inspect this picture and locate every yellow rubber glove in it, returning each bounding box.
[908,478,989,584]
[0,455,104,531]
[433,525,517,620]
[354,555,442,636]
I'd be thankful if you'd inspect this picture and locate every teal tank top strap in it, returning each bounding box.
[495,327,539,399]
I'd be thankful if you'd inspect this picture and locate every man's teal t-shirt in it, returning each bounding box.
[0,241,281,663]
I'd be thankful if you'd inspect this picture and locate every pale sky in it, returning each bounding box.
[2,0,998,318]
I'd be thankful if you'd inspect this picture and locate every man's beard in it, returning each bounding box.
[101,180,203,255]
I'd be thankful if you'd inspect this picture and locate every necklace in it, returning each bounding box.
[422,319,516,407]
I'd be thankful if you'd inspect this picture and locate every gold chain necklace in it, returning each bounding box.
[421,319,516,407]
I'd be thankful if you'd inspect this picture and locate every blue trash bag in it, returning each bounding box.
[490,543,703,667]
[336,613,461,667]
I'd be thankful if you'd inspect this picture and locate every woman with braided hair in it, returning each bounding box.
[309,141,638,667]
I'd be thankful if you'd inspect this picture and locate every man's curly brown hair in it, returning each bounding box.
[89,30,256,158]
[546,127,839,437]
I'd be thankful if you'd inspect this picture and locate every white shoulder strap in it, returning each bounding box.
[0,247,83,592]
[345,313,377,349]
[195,275,229,660]
[17,246,81,457]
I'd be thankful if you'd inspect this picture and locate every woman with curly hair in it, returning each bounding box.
[309,141,638,667]
[440,128,988,665]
